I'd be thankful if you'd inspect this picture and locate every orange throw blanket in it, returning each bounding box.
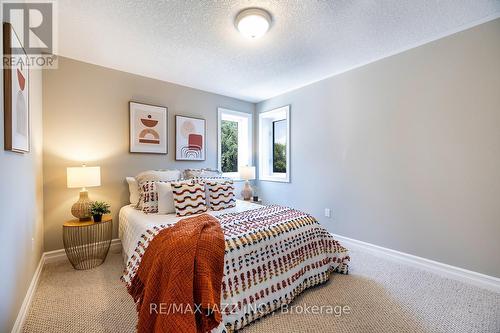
[128,214,225,333]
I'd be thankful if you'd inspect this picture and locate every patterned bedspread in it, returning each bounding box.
[122,205,350,332]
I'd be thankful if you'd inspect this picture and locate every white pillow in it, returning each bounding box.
[156,182,176,214]
[126,177,140,205]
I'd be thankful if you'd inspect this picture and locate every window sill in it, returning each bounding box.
[259,175,290,183]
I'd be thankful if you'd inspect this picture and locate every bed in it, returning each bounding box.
[120,200,350,332]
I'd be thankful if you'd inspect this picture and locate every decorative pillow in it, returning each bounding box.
[199,169,223,178]
[183,169,203,179]
[156,182,176,214]
[135,170,181,210]
[190,176,225,198]
[138,180,162,213]
[171,181,207,217]
[125,177,140,205]
[205,179,236,211]
[135,169,181,184]
[183,168,222,179]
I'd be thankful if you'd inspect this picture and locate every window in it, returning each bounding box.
[217,108,253,179]
[259,105,290,182]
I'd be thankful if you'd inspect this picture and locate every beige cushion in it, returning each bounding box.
[183,169,203,179]
[200,169,223,178]
[135,169,181,184]
[183,168,222,179]
[125,177,140,205]
[156,182,176,214]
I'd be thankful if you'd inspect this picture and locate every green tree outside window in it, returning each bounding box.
[221,120,238,173]
[273,120,287,173]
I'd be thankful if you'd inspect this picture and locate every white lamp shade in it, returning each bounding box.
[67,166,101,188]
[239,166,256,181]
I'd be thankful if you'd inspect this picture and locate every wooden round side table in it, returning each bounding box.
[63,215,112,270]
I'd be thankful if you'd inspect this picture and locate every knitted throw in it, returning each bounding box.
[128,213,225,333]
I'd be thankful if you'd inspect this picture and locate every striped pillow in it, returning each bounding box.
[171,181,208,217]
[205,179,236,211]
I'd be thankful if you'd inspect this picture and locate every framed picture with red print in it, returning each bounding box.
[175,115,206,161]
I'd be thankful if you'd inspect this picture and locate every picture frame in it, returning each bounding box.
[129,101,168,154]
[3,22,30,153]
[175,115,206,161]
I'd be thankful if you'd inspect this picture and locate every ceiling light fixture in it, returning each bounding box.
[235,8,272,39]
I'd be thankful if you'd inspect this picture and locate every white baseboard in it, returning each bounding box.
[11,239,122,333]
[10,252,45,333]
[332,233,500,293]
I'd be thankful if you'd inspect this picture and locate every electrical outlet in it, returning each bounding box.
[324,208,331,218]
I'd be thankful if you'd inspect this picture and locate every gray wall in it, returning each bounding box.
[43,57,254,251]
[0,49,44,331]
[255,19,500,277]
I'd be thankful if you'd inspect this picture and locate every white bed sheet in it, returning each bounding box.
[119,200,262,263]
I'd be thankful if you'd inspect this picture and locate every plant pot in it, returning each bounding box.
[93,214,103,222]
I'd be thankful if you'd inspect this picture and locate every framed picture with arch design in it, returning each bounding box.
[129,101,167,154]
[175,115,206,161]
[3,22,30,153]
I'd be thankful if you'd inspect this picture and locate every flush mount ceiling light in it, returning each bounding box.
[235,8,272,39]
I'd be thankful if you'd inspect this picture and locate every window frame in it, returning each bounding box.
[259,105,290,183]
[217,108,253,180]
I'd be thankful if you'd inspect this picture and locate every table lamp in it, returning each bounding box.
[67,165,101,221]
[240,166,256,200]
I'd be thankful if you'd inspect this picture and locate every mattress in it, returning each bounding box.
[119,200,261,263]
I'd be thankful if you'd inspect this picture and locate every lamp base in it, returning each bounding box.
[241,181,253,201]
[71,190,92,221]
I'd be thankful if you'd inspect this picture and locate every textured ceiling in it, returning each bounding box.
[57,0,500,102]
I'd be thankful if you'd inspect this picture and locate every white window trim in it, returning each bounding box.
[259,105,290,183]
[217,108,253,180]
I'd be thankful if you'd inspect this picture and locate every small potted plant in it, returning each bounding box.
[90,201,110,222]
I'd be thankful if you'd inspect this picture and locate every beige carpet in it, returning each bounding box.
[23,247,499,333]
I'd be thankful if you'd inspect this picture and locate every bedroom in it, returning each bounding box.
[0,1,499,332]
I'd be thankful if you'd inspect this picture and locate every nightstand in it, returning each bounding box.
[62,215,112,270]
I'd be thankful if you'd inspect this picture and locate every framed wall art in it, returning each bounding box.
[175,115,206,161]
[129,101,167,154]
[3,22,30,153]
